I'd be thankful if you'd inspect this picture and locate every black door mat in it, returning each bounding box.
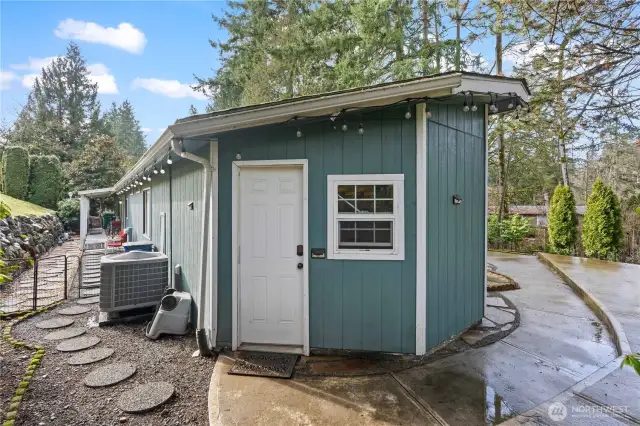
[229,352,298,379]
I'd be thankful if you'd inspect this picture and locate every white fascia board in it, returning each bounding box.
[114,129,174,191]
[456,75,530,102]
[168,74,463,138]
[77,187,114,197]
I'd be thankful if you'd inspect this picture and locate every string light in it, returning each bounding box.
[341,122,348,132]
[153,168,159,175]
[425,106,432,119]
[147,174,152,181]
[471,93,478,112]
[160,166,166,174]
[358,123,364,135]
[167,155,173,165]
[296,128,302,138]
[507,93,514,109]
[404,105,412,119]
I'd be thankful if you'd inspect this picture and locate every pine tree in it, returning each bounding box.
[547,184,577,255]
[103,101,146,158]
[582,177,624,260]
[66,135,129,192]
[5,42,101,162]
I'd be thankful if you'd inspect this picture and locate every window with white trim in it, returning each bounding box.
[142,188,151,239]
[327,174,404,260]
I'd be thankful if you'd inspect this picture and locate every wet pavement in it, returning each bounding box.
[541,254,640,353]
[209,252,624,425]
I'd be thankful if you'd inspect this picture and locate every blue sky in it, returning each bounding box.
[0,1,227,145]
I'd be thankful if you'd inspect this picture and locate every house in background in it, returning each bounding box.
[488,205,587,228]
[81,71,529,356]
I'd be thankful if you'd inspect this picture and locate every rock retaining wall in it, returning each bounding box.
[0,214,64,259]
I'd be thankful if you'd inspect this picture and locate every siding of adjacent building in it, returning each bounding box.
[424,103,486,350]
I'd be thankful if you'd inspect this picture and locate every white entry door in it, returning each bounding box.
[238,166,304,347]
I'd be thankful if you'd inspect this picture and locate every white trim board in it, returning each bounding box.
[415,103,427,356]
[483,105,489,315]
[231,159,310,356]
[209,140,219,348]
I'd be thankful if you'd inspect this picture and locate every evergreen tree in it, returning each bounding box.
[547,184,577,255]
[582,177,624,260]
[66,135,129,192]
[5,42,101,162]
[103,101,146,158]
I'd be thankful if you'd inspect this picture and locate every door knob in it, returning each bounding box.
[297,263,303,270]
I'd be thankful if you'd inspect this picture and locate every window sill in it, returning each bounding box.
[328,251,404,261]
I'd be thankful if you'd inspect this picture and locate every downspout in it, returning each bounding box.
[171,137,213,357]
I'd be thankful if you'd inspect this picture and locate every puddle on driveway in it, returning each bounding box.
[417,370,515,425]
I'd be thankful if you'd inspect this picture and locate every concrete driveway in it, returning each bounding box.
[208,253,629,425]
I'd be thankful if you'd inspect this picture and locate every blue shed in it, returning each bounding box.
[111,72,529,356]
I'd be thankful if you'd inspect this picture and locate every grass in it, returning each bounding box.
[0,194,53,217]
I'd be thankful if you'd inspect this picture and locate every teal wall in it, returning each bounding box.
[217,106,417,353]
[425,104,486,350]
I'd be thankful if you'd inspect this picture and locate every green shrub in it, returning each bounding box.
[28,155,64,209]
[0,200,10,219]
[487,214,501,245]
[56,198,80,230]
[582,177,624,260]
[1,147,29,199]
[501,214,532,250]
[547,184,578,255]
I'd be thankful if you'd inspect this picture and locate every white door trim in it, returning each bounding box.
[415,103,427,356]
[209,140,219,348]
[231,159,309,356]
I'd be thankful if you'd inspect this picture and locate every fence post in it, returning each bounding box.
[64,256,68,300]
[32,259,38,311]
[78,255,82,299]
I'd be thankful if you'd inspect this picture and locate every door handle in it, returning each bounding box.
[297,263,303,270]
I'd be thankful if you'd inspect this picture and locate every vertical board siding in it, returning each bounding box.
[217,106,417,353]
[425,103,486,350]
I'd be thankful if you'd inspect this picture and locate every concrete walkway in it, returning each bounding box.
[522,253,640,425]
[209,253,624,425]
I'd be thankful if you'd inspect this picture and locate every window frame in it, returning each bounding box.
[142,187,151,239]
[327,174,404,260]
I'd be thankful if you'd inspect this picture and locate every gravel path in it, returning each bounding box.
[9,302,215,425]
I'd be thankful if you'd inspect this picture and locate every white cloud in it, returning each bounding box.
[11,56,60,71]
[0,70,18,90]
[54,19,146,54]
[158,127,167,133]
[131,78,206,100]
[141,127,152,133]
[21,74,39,89]
[504,41,560,68]
[87,63,118,94]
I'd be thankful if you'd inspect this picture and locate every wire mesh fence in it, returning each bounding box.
[0,254,80,316]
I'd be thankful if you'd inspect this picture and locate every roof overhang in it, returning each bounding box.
[77,187,114,198]
[114,72,529,191]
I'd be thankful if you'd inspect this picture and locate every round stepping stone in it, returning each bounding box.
[44,327,86,340]
[68,347,115,365]
[56,335,101,352]
[59,306,92,316]
[117,382,175,413]
[35,317,74,329]
[77,296,99,305]
[84,363,136,387]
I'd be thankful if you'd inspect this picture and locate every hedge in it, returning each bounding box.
[28,155,63,209]
[2,147,29,199]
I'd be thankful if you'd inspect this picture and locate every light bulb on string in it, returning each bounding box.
[507,94,514,109]
[404,105,412,120]
[462,100,470,112]
[358,123,364,135]
[470,93,478,112]
[341,122,348,132]
[153,168,159,175]
[147,174,152,181]
[425,107,432,119]
[296,128,302,138]
[167,155,173,165]
[160,166,166,175]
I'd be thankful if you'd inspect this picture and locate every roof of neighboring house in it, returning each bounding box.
[488,205,587,215]
[113,71,530,193]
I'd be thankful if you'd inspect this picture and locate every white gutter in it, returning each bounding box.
[168,73,463,138]
[171,138,214,357]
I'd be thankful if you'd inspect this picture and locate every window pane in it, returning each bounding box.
[376,230,391,244]
[355,221,373,229]
[356,185,374,199]
[357,230,374,243]
[338,200,355,213]
[376,185,393,199]
[356,200,374,213]
[340,221,355,229]
[340,230,355,243]
[338,185,355,199]
[375,221,392,229]
[376,200,393,213]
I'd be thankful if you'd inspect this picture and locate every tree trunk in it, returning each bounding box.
[422,0,430,74]
[557,39,570,186]
[434,3,441,72]
[495,8,507,220]
[455,6,462,71]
